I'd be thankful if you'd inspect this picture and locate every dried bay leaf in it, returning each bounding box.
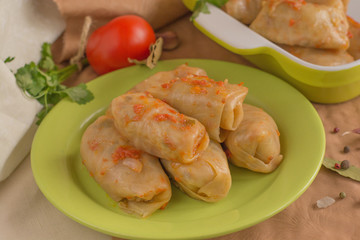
[128,37,163,69]
[323,157,360,182]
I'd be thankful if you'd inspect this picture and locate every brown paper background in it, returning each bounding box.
[51,0,360,239]
[52,0,189,63]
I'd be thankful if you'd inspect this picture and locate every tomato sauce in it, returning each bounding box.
[112,146,141,164]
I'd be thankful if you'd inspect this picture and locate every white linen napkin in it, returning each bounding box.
[0,0,65,181]
[0,62,41,181]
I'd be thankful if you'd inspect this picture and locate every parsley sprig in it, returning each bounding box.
[190,0,229,22]
[4,56,15,63]
[14,43,94,124]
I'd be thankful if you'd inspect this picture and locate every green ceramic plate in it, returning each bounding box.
[31,59,325,240]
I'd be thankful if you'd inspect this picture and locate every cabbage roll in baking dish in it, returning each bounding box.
[161,141,231,202]
[80,115,172,218]
[347,16,360,60]
[250,0,349,50]
[223,0,263,25]
[110,92,209,164]
[280,44,354,66]
[224,104,283,173]
[133,64,248,142]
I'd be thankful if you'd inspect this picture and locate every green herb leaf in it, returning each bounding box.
[39,56,56,72]
[190,0,228,22]
[190,0,209,22]
[4,56,15,63]
[36,90,65,106]
[14,64,34,89]
[15,63,47,97]
[14,42,93,125]
[323,157,360,181]
[64,83,94,104]
[38,43,56,71]
[36,106,53,125]
[207,0,229,7]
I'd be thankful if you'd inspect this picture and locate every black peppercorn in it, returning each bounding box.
[341,160,350,170]
[343,146,350,153]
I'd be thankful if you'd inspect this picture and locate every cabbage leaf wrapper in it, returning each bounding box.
[225,104,283,173]
[223,0,263,25]
[250,0,349,50]
[280,44,354,66]
[110,92,209,164]
[132,64,248,142]
[80,115,172,218]
[161,141,231,202]
[348,16,360,60]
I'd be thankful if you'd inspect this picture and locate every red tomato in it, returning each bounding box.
[86,15,156,75]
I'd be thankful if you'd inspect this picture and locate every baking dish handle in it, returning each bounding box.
[193,4,269,51]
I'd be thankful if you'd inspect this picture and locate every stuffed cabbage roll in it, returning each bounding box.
[341,0,349,11]
[307,0,343,5]
[250,0,349,50]
[80,115,172,218]
[224,104,283,173]
[347,16,360,60]
[161,141,231,202]
[133,64,248,142]
[110,92,209,164]
[280,44,354,66]
[307,0,349,11]
[223,0,263,25]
